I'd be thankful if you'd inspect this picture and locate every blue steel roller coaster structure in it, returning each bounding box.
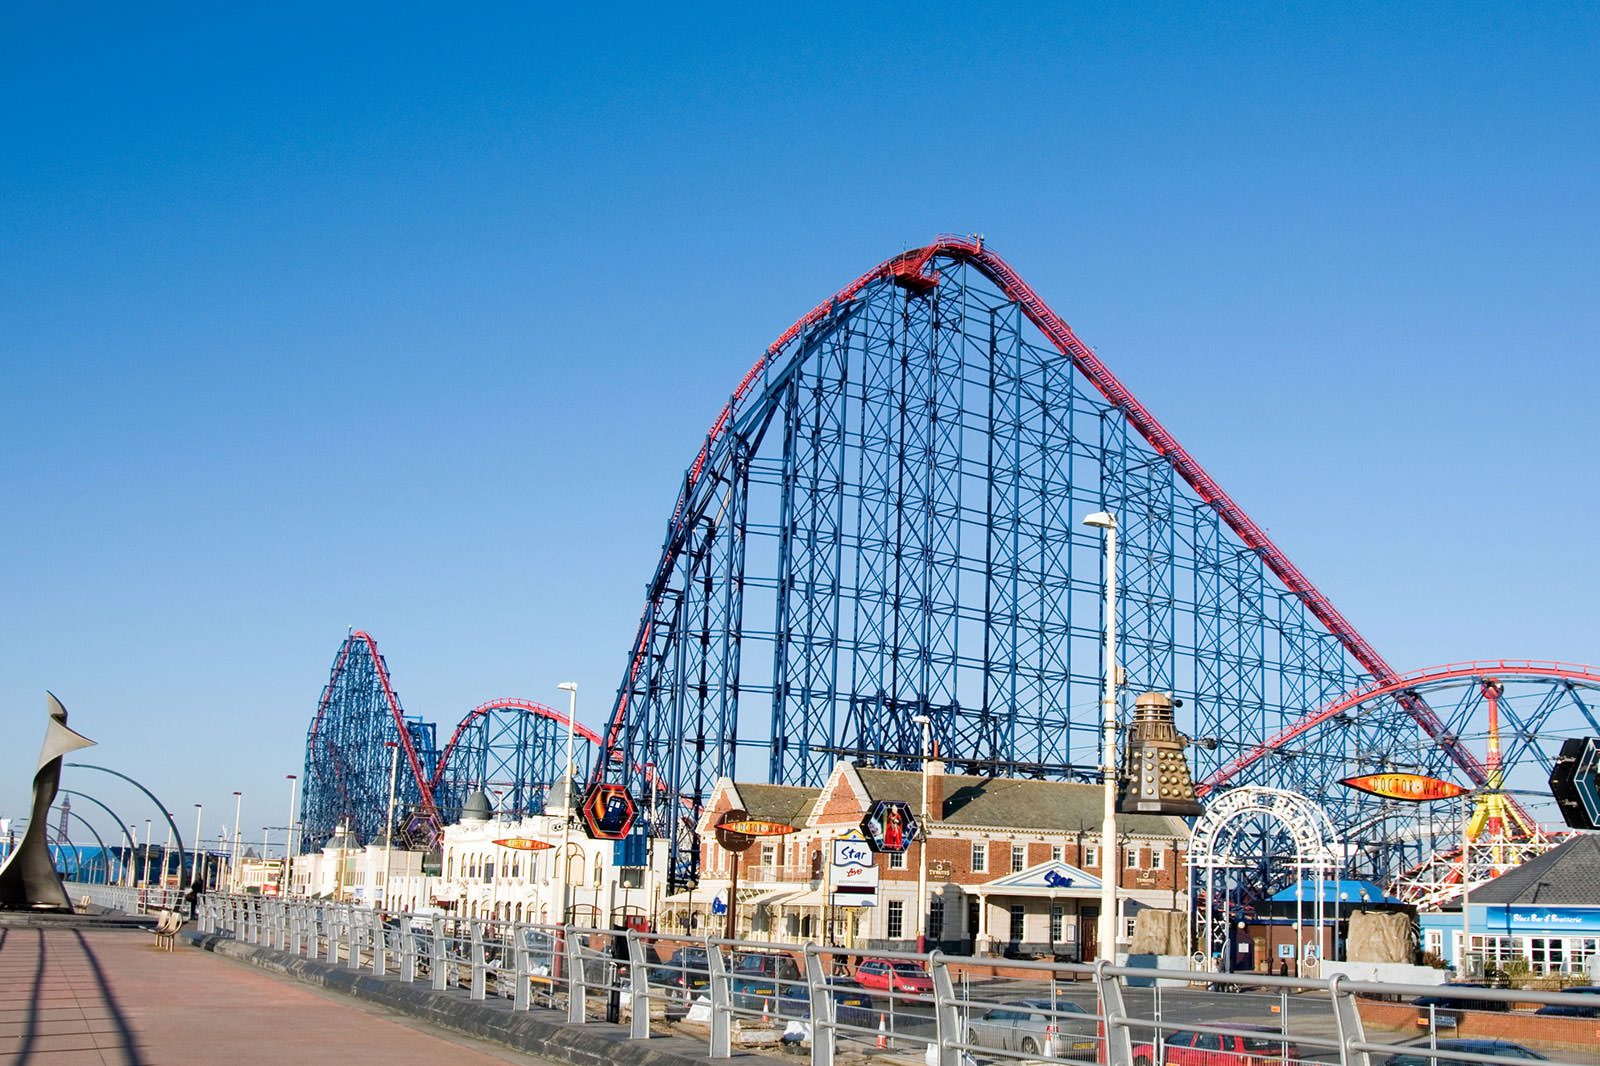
[299,238,1594,896]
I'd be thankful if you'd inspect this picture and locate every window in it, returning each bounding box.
[483,862,495,881]
[1049,905,1063,942]
[971,843,987,873]
[1051,845,1063,863]
[1151,849,1165,871]
[1011,844,1026,872]
[890,850,905,869]
[1125,846,1139,870]
[1009,905,1025,942]
[887,900,904,939]
[929,897,944,940]
[1083,845,1098,868]
[761,844,775,866]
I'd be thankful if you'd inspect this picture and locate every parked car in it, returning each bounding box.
[730,950,803,1010]
[967,998,1098,1060]
[1379,1038,1548,1066]
[1132,1024,1301,1066]
[854,957,934,994]
[647,946,712,1011]
[1409,983,1509,1026]
[777,980,879,1029]
[1532,985,1600,1018]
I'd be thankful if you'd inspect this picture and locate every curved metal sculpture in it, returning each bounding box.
[0,693,95,910]
[586,237,1517,889]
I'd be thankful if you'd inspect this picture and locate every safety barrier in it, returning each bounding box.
[72,886,1600,1066]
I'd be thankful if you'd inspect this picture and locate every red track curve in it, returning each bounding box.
[307,630,440,825]
[1198,659,1600,796]
[597,236,1486,788]
[432,698,601,797]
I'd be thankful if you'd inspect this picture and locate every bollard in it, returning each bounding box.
[705,936,731,1058]
[470,919,486,1000]
[804,945,836,1066]
[566,929,588,1024]
[626,930,651,1040]
[930,951,961,1066]
[430,916,448,991]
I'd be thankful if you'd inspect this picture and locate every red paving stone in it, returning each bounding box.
[0,927,554,1065]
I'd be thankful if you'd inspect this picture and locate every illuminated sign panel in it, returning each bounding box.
[1339,773,1467,802]
[492,837,553,850]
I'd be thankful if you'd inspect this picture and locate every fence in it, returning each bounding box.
[72,885,1600,1066]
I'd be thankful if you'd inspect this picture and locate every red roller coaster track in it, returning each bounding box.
[1199,659,1600,796]
[431,698,601,797]
[307,630,441,825]
[596,236,1487,789]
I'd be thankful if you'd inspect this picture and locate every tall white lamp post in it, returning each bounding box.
[1083,510,1121,962]
[191,803,203,884]
[383,740,400,909]
[912,713,933,951]
[229,791,243,893]
[281,774,298,897]
[556,682,578,925]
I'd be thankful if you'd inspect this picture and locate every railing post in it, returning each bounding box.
[470,918,487,1000]
[401,916,417,982]
[514,928,532,1011]
[291,902,304,955]
[567,927,588,1024]
[705,936,731,1058]
[373,913,388,975]
[930,951,960,1066]
[804,944,835,1066]
[1328,974,1371,1066]
[627,930,651,1039]
[347,906,362,970]
[1092,960,1133,1066]
[307,904,321,960]
[430,916,448,991]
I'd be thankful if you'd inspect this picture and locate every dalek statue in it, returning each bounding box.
[1117,691,1206,817]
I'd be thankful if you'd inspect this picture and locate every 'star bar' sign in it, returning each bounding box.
[1339,773,1467,802]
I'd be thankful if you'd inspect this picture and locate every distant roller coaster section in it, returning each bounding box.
[591,235,1530,892]
[299,633,593,851]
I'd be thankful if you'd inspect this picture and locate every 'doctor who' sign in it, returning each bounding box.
[1550,738,1600,831]
[1339,773,1468,803]
[860,799,919,853]
[579,783,637,840]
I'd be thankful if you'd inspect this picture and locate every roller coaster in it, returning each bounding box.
[301,237,1595,897]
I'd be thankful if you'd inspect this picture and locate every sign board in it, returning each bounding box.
[860,799,920,853]
[579,783,637,840]
[1339,773,1467,802]
[831,832,879,907]
[714,808,756,852]
[494,837,554,850]
[1278,943,1296,959]
[1549,737,1600,830]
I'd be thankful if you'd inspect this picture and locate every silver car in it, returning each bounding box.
[967,998,1098,1060]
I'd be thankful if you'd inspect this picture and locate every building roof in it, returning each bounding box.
[733,783,818,828]
[1469,834,1600,906]
[854,768,1189,837]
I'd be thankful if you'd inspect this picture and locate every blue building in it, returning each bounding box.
[1420,834,1600,976]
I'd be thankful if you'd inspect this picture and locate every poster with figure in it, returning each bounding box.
[859,799,919,854]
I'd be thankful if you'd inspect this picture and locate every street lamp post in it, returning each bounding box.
[191,803,203,885]
[1083,510,1121,963]
[141,819,152,888]
[383,741,400,910]
[230,791,243,893]
[912,713,933,952]
[556,683,578,926]
[281,774,298,897]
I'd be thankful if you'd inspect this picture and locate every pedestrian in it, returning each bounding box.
[184,870,206,921]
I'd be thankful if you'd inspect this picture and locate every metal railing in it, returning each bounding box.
[72,885,1600,1066]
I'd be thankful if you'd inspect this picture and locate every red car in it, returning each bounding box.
[854,957,933,994]
[1132,1025,1301,1066]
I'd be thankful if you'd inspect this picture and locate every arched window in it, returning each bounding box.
[593,853,604,886]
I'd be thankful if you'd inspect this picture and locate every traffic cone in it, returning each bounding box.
[762,997,771,1025]
[876,1011,888,1049]
[1044,1022,1058,1058]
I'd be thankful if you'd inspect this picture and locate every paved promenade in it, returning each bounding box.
[0,925,553,1066]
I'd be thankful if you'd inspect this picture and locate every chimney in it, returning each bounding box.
[922,755,945,824]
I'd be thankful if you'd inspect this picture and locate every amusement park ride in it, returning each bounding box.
[299,237,1600,919]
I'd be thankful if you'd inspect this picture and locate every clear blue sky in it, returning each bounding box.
[4,4,1597,850]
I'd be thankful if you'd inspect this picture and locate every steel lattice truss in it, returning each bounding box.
[431,699,601,823]
[594,238,1517,891]
[300,631,442,851]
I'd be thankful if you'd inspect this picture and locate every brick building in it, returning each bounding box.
[677,758,1189,957]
